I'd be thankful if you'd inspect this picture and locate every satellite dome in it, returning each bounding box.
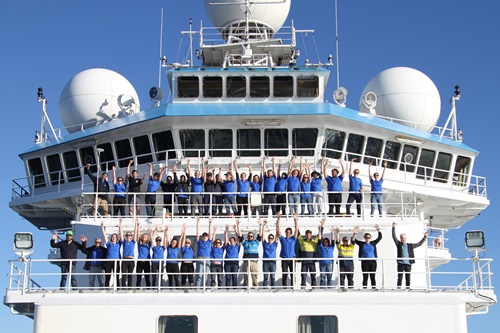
[59,68,140,134]
[204,0,291,35]
[359,67,441,132]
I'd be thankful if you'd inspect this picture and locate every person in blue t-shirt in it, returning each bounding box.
[209,225,224,288]
[300,163,313,216]
[145,163,166,217]
[195,217,213,288]
[317,225,335,288]
[112,166,127,216]
[262,157,277,216]
[368,161,387,217]
[261,218,278,287]
[136,230,152,288]
[179,223,194,287]
[224,223,241,288]
[150,225,168,288]
[323,159,345,216]
[119,218,138,289]
[353,224,382,289]
[101,220,121,288]
[220,164,237,216]
[346,158,363,216]
[187,158,204,216]
[287,156,303,215]
[276,212,299,287]
[275,160,288,215]
[249,173,262,217]
[310,169,324,216]
[165,225,183,288]
[234,161,252,217]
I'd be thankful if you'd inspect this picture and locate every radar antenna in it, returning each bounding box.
[117,94,138,116]
[35,87,59,144]
[440,85,461,141]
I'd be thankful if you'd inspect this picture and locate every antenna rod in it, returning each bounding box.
[334,0,340,89]
[189,17,193,67]
[158,8,164,87]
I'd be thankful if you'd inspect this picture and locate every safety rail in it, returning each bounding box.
[6,257,494,294]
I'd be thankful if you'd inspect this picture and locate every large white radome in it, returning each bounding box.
[359,67,441,132]
[59,68,140,134]
[204,0,291,34]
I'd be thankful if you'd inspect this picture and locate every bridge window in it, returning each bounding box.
[177,76,199,98]
[417,149,436,180]
[46,154,64,186]
[363,137,383,165]
[274,76,293,97]
[227,76,246,98]
[27,158,45,188]
[265,128,288,156]
[203,76,222,98]
[209,129,233,157]
[79,147,97,173]
[434,152,452,183]
[399,145,418,173]
[346,133,364,161]
[115,139,133,168]
[297,75,319,97]
[322,129,345,159]
[453,155,471,186]
[298,316,338,333]
[250,76,270,98]
[237,129,261,157]
[158,315,198,333]
[133,135,153,165]
[153,130,176,161]
[180,130,205,158]
[293,128,318,156]
[63,151,81,183]
[383,141,401,169]
[97,143,115,171]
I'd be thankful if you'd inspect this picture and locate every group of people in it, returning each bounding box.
[51,216,427,290]
[85,157,388,218]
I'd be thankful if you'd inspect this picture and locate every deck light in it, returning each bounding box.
[14,232,34,259]
[465,230,485,252]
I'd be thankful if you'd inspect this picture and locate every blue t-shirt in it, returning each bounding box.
[287,175,300,192]
[137,242,151,259]
[241,239,260,258]
[263,174,277,192]
[250,181,261,192]
[181,246,194,260]
[210,246,224,261]
[399,243,411,265]
[262,241,278,259]
[90,247,104,266]
[275,176,288,192]
[152,245,165,261]
[106,241,121,259]
[361,242,376,258]
[311,177,323,192]
[349,175,362,192]
[223,180,236,197]
[122,240,135,257]
[370,179,383,192]
[225,244,241,259]
[279,236,297,258]
[318,243,334,265]
[190,177,204,193]
[167,246,180,263]
[147,178,161,192]
[300,181,312,198]
[197,239,212,257]
[237,178,250,197]
[113,183,127,198]
[325,175,343,192]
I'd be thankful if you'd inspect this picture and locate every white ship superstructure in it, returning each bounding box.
[4,1,495,332]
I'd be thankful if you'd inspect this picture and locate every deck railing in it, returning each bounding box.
[6,257,493,294]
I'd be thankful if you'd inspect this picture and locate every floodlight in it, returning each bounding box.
[149,86,164,101]
[14,233,33,250]
[333,87,348,107]
[465,230,485,251]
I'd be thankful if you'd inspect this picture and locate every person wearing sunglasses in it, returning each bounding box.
[112,165,127,216]
[236,218,262,287]
[353,225,382,289]
[101,219,121,288]
[335,227,357,289]
[300,162,313,216]
[276,212,299,288]
[150,225,168,288]
[323,159,345,216]
[261,219,278,288]
[119,218,139,289]
[81,236,107,290]
[368,161,387,217]
[209,226,224,289]
[224,223,241,289]
[346,158,363,217]
[195,217,213,288]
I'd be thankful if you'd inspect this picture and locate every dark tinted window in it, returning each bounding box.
[158,315,198,333]
[383,141,401,169]
[434,152,452,183]
[298,316,338,333]
[346,133,364,161]
[292,128,318,156]
[152,130,175,161]
[180,130,205,158]
[209,129,233,157]
[97,143,115,171]
[274,76,293,97]
[63,151,81,183]
[115,139,133,168]
[453,155,471,186]
[237,129,261,157]
[203,76,222,98]
[177,76,199,98]
[322,129,345,159]
[250,76,270,98]
[264,129,288,156]
[79,147,96,173]
[46,154,64,185]
[363,137,383,165]
[133,135,153,165]
[399,145,418,173]
[417,149,435,180]
[226,76,246,98]
[27,158,45,188]
[297,75,319,97]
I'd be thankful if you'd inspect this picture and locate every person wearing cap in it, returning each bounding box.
[335,227,357,288]
[112,166,127,216]
[126,160,146,216]
[368,161,387,217]
[151,225,168,288]
[187,158,204,216]
[392,222,428,288]
[81,236,107,289]
[354,225,382,289]
[323,159,345,216]
[85,163,110,217]
[276,212,299,287]
[195,217,213,288]
[346,158,363,217]
[50,230,87,289]
[145,163,166,217]
[160,165,177,217]
[297,217,322,288]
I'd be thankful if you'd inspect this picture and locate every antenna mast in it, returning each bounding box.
[158,8,164,87]
[334,0,340,89]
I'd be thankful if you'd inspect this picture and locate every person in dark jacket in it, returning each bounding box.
[354,225,382,289]
[175,170,190,216]
[85,163,110,216]
[81,238,107,289]
[392,222,427,288]
[50,231,87,289]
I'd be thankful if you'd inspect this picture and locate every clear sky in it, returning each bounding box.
[1,0,499,331]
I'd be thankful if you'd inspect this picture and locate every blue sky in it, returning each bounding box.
[1,0,499,331]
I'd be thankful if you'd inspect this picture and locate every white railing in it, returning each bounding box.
[6,257,494,294]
